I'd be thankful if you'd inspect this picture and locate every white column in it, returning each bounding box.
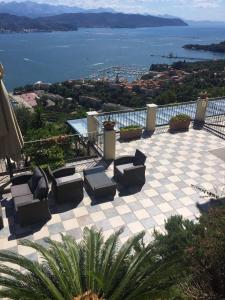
[104,129,116,160]
[146,104,158,132]
[195,98,208,124]
[87,111,98,142]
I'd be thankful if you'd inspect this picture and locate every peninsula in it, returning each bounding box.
[183,40,225,53]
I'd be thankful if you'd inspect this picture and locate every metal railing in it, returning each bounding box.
[204,97,225,139]
[156,101,197,126]
[0,132,102,176]
[97,107,147,131]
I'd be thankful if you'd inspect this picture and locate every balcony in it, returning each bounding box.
[0,97,225,260]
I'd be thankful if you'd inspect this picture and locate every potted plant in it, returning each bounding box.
[169,114,191,132]
[199,91,208,100]
[103,116,116,131]
[120,125,142,140]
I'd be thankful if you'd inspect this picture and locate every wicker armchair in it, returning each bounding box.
[114,149,146,186]
[48,166,84,204]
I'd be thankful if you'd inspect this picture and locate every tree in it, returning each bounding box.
[0,227,179,300]
[13,105,33,136]
[153,205,225,299]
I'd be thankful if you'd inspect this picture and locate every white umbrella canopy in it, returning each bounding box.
[0,64,24,161]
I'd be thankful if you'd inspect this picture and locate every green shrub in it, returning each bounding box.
[169,114,191,123]
[120,125,142,131]
[24,144,65,169]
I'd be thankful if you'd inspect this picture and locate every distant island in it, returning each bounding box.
[183,40,225,53]
[0,12,187,33]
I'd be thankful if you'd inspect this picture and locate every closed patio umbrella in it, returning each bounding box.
[0,64,24,176]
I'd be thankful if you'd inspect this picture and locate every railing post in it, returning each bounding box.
[146,104,158,132]
[195,97,208,126]
[87,111,98,142]
[104,129,116,160]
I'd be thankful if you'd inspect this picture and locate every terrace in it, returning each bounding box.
[0,97,225,260]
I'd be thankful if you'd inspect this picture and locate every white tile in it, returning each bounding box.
[153,214,166,226]
[161,192,176,202]
[115,204,131,215]
[165,183,178,192]
[180,197,194,206]
[144,188,159,197]
[182,187,195,196]
[158,203,173,213]
[74,207,88,218]
[63,219,79,231]
[176,207,192,218]
[134,209,149,220]
[140,198,154,208]
[168,175,181,183]
[33,226,50,241]
[128,221,144,234]
[109,216,125,228]
[99,202,114,210]
[91,211,106,222]
[123,195,136,203]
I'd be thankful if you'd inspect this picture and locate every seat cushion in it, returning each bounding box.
[28,167,43,193]
[34,177,47,200]
[55,173,82,185]
[85,172,113,189]
[11,183,32,198]
[134,150,146,166]
[14,194,33,211]
[116,163,134,175]
[83,166,105,176]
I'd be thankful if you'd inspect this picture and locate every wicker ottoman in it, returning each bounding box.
[84,166,116,200]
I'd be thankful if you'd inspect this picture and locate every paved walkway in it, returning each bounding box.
[0,128,225,261]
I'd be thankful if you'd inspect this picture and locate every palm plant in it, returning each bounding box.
[0,227,176,300]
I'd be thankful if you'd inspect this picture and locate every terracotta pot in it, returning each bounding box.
[169,119,191,132]
[103,121,115,131]
[120,128,142,140]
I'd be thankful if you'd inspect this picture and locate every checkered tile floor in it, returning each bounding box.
[0,128,225,261]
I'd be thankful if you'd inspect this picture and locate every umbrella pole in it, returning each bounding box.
[6,156,13,179]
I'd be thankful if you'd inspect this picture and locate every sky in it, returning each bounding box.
[3,0,225,21]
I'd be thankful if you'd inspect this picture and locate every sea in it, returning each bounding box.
[0,26,225,90]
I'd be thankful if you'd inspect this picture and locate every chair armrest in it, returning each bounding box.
[124,165,145,175]
[53,166,75,179]
[114,156,135,166]
[56,177,83,188]
[11,172,33,185]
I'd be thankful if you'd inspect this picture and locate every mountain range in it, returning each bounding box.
[0,1,116,18]
[0,12,187,32]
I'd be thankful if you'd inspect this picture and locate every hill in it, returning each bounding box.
[0,12,187,32]
[183,40,225,53]
[0,13,78,32]
[37,12,187,28]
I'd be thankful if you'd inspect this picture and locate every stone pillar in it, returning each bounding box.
[195,97,208,125]
[146,104,158,132]
[104,129,116,160]
[87,111,98,142]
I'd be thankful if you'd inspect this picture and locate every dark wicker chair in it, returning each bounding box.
[114,149,146,186]
[48,166,84,204]
[11,167,51,226]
